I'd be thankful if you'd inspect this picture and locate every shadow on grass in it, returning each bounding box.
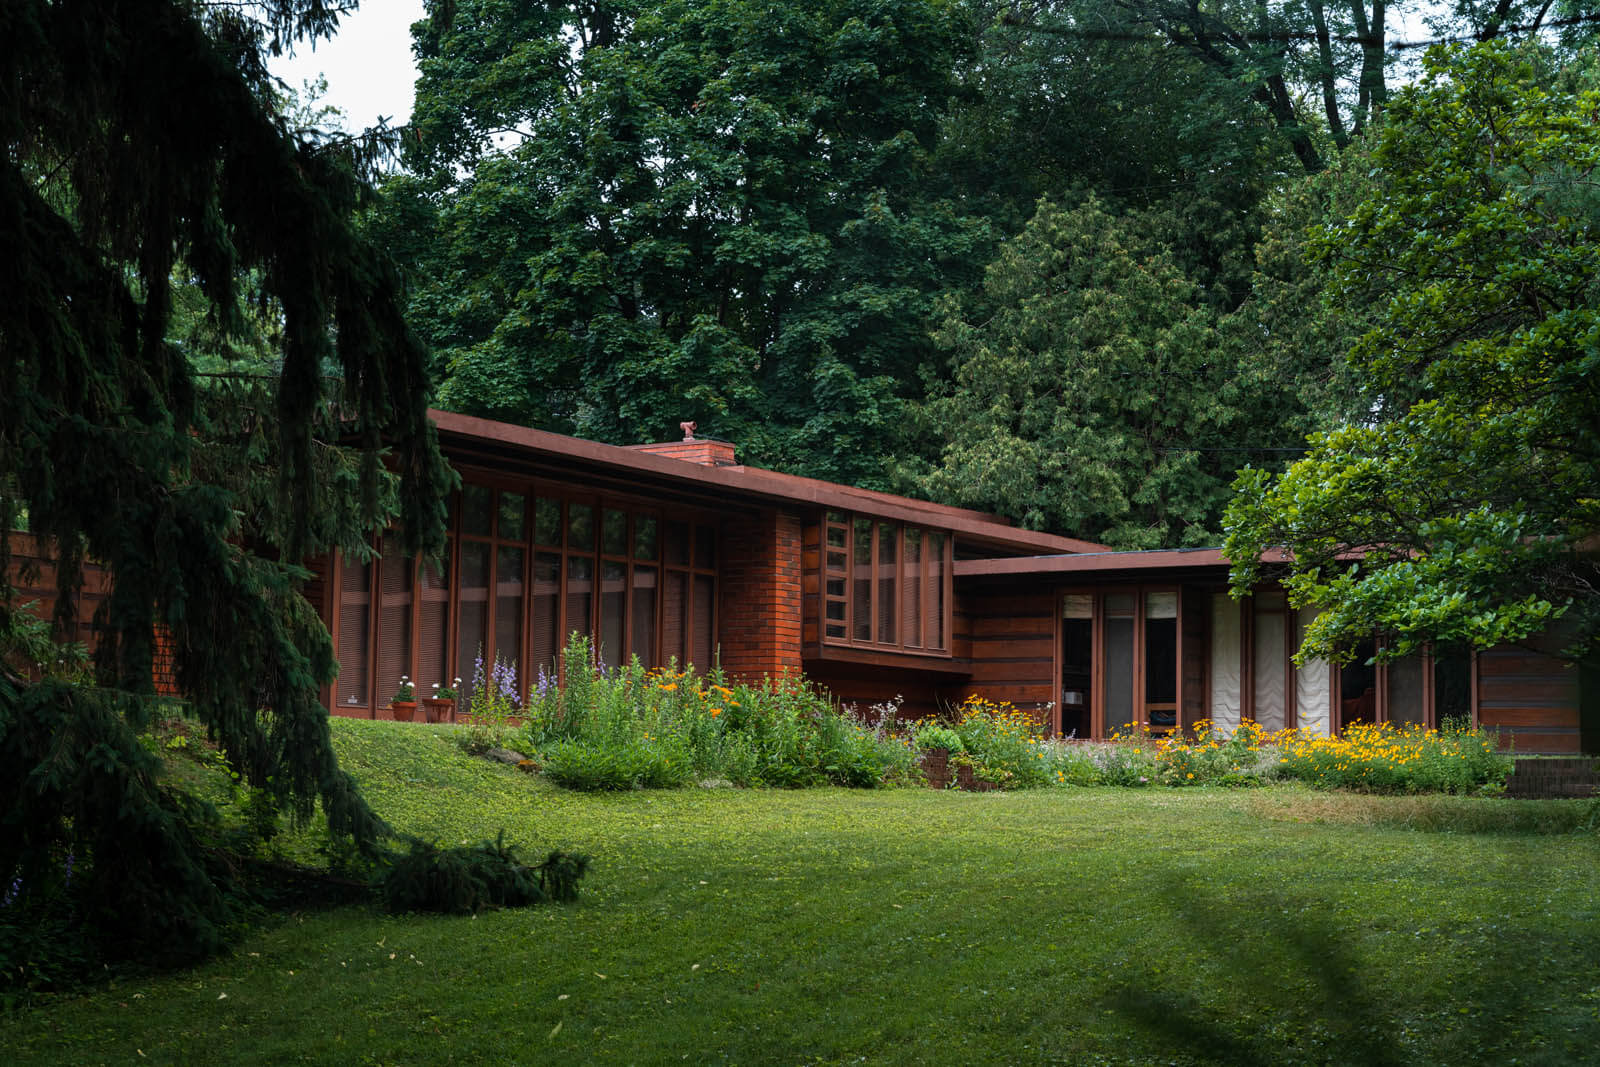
[1101,870,1598,1066]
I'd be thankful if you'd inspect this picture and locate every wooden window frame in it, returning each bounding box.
[330,479,720,710]
[1332,641,1480,733]
[1239,590,1298,730]
[818,510,953,657]
[1057,585,1185,740]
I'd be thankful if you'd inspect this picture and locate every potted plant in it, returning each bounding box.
[425,678,461,723]
[390,676,417,722]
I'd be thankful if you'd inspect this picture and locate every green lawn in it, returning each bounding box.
[7,720,1600,1065]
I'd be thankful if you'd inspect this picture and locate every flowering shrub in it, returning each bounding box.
[944,696,1052,787]
[515,634,916,790]
[1274,720,1511,794]
[462,651,520,752]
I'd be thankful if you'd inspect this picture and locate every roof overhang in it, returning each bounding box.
[955,546,1259,581]
[429,410,1107,556]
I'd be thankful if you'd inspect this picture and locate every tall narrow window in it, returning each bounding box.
[927,532,946,650]
[530,552,560,683]
[600,560,627,666]
[663,570,688,666]
[1252,592,1288,730]
[852,517,873,642]
[456,541,491,708]
[417,545,451,695]
[692,574,716,669]
[876,522,897,645]
[902,529,923,649]
[1387,654,1426,726]
[1144,592,1178,732]
[376,536,413,709]
[1060,595,1094,739]
[337,555,371,708]
[494,546,524,685]
[1104,594,1136,735]
[1433,646,1473,727]
[566,555,594,642]
[632,565,658,669]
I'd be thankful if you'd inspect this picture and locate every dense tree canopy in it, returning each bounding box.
[919,196,1326,548]
[1,0,451,964]
[387,0,987,485]
[1225,42,1600,668]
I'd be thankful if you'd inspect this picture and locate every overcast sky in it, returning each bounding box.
[267,0,426,132]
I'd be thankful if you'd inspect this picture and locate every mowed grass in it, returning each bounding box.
[7,720,1600,1066]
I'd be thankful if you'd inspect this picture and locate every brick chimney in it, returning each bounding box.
[627,420,738,467]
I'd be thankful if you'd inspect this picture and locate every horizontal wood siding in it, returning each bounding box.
[802,664,949,722]
[954,586,1056,716]
[1478,645,1583,753]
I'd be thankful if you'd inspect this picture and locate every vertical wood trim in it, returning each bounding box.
[1240,595,1255,725]
[1174,586,1184,735]
[1052,593,1063,738]
[1470,650,1480,728]
[1421,645,1436,730]
[1281,600,1292,729]
[367,541,380,719]
[1133,590,1146,729]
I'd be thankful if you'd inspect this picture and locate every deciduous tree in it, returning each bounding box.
[1225,42,1600,668]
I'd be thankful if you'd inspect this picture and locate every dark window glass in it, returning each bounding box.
[665,521,690,566]
[632,566,658,668]
[566,555,594,640]
[461,485,493,537]
[567,503,594,552]
[534,498,562,546]
[603,509,628,557]
[456,541,492,709]
[499,493,526,541]
[494,546,525,685]
[877,522,897,645]
[600,561,626,667]
[852,518,873,642]
[530,552,560,684]
[634,516,659,561]
[694,524,716,570]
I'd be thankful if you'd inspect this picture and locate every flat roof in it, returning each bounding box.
[429,410,1110,556]
[954,546,1243,578]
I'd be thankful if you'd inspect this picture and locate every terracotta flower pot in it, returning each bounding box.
[423,697,455,724]
[390,700,417,723]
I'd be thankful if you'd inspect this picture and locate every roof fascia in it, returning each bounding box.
[430,410,1105,555]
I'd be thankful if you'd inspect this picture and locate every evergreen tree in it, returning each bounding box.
[0,0,452,966]
[919,197,1319,548]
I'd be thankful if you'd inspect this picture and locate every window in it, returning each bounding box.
[821,512,951,654]
[331,483,717,712]
[1059,588,1185,738]
[1335,639,1474,732]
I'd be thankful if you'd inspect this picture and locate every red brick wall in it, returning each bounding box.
[717,508,803,682]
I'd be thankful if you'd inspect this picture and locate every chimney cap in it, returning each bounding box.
[680,420,697,441]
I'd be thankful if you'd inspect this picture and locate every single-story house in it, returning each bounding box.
[312,411,1595,754]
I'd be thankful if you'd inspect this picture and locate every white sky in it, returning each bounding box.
[267,0,426,132]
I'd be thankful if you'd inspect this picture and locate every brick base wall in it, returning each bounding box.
[717,509,803,683]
